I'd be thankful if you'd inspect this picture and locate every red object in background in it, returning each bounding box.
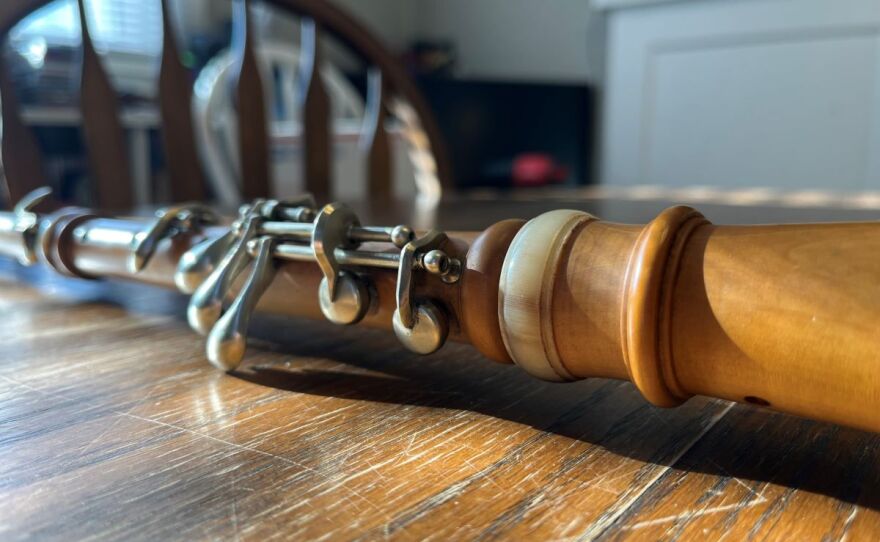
[511,153,568,187]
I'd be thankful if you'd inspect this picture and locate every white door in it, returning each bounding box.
[600,0,880,191]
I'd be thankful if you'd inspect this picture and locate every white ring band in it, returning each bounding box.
[497,210,592,381]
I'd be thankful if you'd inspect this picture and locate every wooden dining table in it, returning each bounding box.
[1,194,879,541]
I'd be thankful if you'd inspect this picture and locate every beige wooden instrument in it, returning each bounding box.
[2,189,879,433]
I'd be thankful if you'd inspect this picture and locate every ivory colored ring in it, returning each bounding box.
[498,210,593,381]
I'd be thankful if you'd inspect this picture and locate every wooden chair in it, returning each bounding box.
[193,40,367,208]
[0,0,452,209]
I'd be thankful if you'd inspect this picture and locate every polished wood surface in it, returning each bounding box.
[31,194,880,431]
[496,203,880,431]
[2,198,879,540]
[460,218,524,364]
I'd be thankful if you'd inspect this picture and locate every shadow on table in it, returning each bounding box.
[10,258,878,514]
[236,316,880,514]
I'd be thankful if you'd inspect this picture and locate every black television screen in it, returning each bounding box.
[417,77,594,189]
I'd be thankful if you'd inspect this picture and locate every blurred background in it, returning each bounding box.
[1,0,878,211]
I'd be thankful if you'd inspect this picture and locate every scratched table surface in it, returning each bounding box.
[1,196,880,541]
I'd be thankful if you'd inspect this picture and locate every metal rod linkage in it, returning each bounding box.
[245,241,459,279]
[248,241,402,270]
[257,222,412,247]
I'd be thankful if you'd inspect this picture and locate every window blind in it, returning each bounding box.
[11,0,162,57]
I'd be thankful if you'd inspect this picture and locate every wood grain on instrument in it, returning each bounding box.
[45,197,880,434]
[498,206,880,432]
[459,219,524,364]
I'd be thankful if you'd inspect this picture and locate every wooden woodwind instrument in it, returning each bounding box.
[2,188,879,433]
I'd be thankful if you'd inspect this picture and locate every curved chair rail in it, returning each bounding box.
[0,0,451,208]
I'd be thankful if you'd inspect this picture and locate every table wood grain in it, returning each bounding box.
[1,197,879,541]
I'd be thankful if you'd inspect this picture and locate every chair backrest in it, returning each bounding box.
[194,41,375,208]
[0,0,452,209]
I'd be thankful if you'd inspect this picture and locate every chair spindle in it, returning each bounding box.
[298,17,331,202]
[77,0,133,209]
[360,67,391,200]
[0,51,47,205]
[231,0,271,200]
[158,0,208,202]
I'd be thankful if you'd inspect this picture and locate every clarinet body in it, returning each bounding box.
[2,189,880,433]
